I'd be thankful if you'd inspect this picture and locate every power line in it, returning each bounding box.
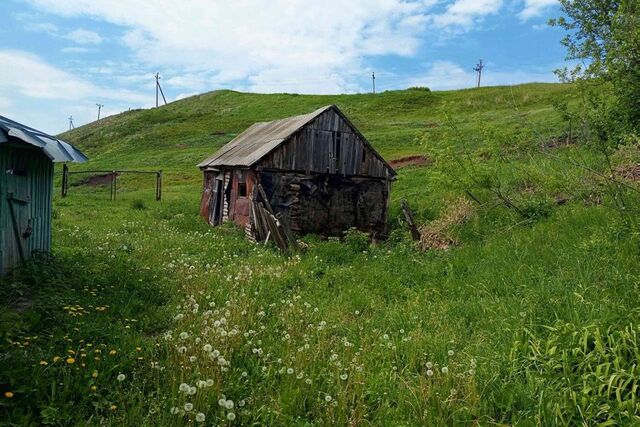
[154,73,168,107]
[473,59,484,88]
[96,103,104,120]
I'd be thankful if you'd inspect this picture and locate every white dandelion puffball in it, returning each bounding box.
[178,346,187,354]
[426,361,433,369]
[340,374,348,380]
[180,332,189,340]
[218,398,226,407]
[179,383,189,393]
[426,369,434,377]
[184,402,193,412]
[325,395,332,402]
[195,413,205,422]
[203,344,212,352]
[448,350,454,356]
[117,373,126,382]
[238,400,246,407]
[170,407,180,415]
[189,386,197,395]
[225,400,234,409]
[287,368,294,375]
[212,350,220,358]
[227,412,236,421]
[305,378,312,385]
[441,366,449,374]
[205,379,214,387]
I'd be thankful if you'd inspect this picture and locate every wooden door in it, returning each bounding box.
[3,147,32,270]
[209,176,224,225]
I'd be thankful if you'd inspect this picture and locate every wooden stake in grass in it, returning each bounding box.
[401,199,420,241]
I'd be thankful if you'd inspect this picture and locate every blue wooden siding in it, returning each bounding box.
[0,143,53,274]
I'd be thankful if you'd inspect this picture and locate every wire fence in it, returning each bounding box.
[61,165,162,201]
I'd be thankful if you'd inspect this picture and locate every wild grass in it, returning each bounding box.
[2,83,640,425]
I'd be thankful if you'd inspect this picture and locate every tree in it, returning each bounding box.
[550,0,640,140]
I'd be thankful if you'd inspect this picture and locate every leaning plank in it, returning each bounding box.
[257,184,275,214]
[276,212,299,251]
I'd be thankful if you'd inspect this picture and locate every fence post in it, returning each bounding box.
[112,171,117,201]
[158,170,163,201]
[61,164,69,197]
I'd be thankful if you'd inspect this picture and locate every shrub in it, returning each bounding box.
[131,199,147,210]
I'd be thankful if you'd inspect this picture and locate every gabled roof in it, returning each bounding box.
[197,105,395,175]
[0,115,87,163]
[198,105,332,169]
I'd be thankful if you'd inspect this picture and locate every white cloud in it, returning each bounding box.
[25,0,441,93]
[519,0,557,21]
[0,50,148,132]
[64,28,103,44]
[407,60,557,90]
[431,0,503,29]
[61,46,94,53]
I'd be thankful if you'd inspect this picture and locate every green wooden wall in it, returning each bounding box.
[0,143,54,274]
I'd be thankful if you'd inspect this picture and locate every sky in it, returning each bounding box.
[0,0,568,134]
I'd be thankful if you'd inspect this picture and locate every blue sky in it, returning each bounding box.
[0,0,567,133]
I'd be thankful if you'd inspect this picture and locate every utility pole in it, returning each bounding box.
[68,115,75,130]
[154,73,168,107]
[372,71,376,94]
[96,103,104,120]
[473,59,484,88]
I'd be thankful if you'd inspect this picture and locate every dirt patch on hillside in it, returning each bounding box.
[72,172,118,187]
[418,197,474,250]
[615,164,640,181]
[389,155,433,169]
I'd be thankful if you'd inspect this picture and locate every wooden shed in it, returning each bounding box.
[197,105,396,240]
[0,116,87,274]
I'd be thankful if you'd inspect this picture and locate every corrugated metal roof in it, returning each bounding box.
[197,105,333,168]
[0,115,88,163]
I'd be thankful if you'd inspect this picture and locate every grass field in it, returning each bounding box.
[2,83,640,426]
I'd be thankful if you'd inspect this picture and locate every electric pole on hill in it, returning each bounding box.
[96,103,104,121]
[474,59,484,88]
[68,115,75,130]
[372,72,376,94]
[154,73,168,107]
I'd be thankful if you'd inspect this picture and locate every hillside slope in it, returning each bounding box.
[60,83,574,181]
[5,83,640,425]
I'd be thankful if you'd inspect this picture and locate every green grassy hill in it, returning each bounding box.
[3,83,640,426]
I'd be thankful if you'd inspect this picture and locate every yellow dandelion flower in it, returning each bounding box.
[110,405,117,411]
[40,360,48,366]
[66,357,76,364]
[136,347,141,352]
[90,385,97,391]
[53,356,61,362]
[92,371,99,378]
[109,350,117,355]
[4,392,14,398]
